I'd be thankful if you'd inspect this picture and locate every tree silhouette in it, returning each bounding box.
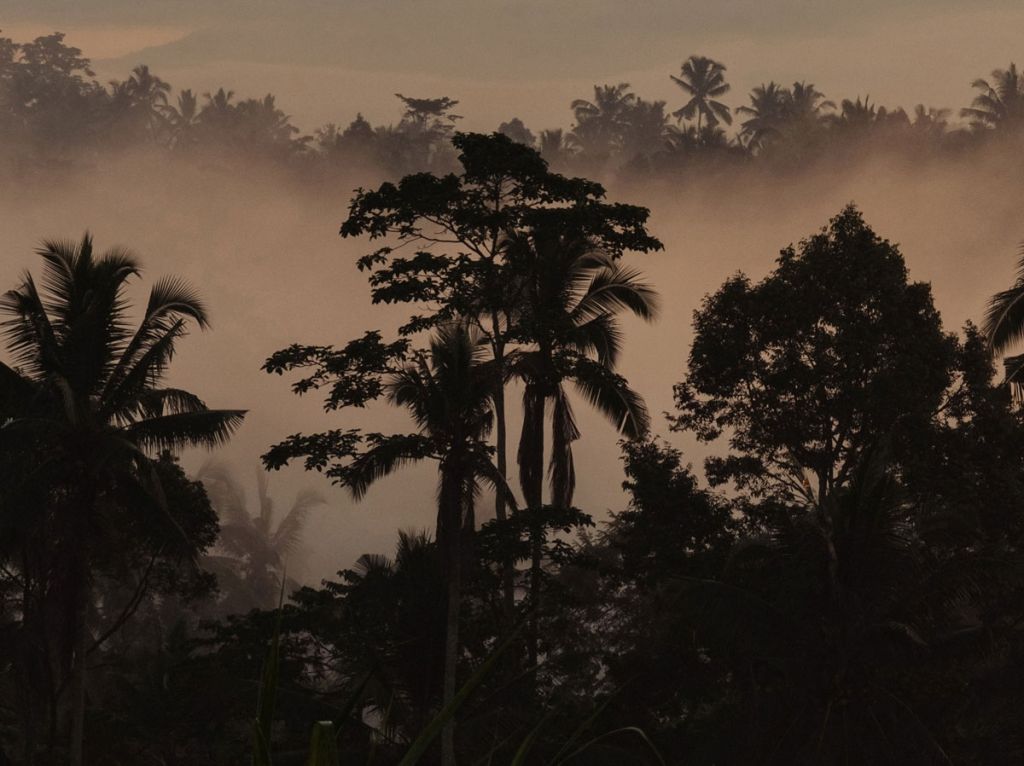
[962,63,1024,130]
[0,233,244,765]
[570,83,637,163]
[505,225,657,662]
[163,88,200,150]
[619,98,673,163]
[198,463,323,612]
[983,242,1024,391]
[107,64,170,142]
[737,81,790,150]
[497,117,536,147]
[537,128,575,169]
[685,447,1000,763]
[673,206,955,506]
[289,131,660,616]
[671,55,732,131]
[268,322,508,766]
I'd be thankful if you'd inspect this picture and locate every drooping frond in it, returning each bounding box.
[102,321,190,420]
[471,451,519,513]
[549,388,580,508]
[197,460,250,525]
[133,388,208,418]
[0,273,62,378]
[271,488,324,555]
[573,263,660,324]
[517,382,547,509]
[983,243,1024,355]
[340,433,435,500]
[105,276,208,398]
[571,357,650,439]
[145,275,210,329]
[569,312,624,367]
[124,409,246,452]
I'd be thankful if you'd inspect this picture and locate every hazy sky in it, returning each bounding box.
[4,0,1024,580]
[5,0,1024,132]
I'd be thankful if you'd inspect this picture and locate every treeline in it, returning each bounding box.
[3,129,1024,765]
[3,31,1024,183]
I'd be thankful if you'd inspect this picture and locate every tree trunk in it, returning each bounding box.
[522,392,545,666]
[439,463,465,766]
[441,550,461,766]
[69,583,88,766]
[490,330,516,622]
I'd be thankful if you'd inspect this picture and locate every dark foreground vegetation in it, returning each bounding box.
[3,28,1024,766]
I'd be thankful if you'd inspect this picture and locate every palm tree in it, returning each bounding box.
[197,87,237,138]
[787,81,835,123]
[505,225,657,662]
[619,98,673,161]
[910,105,950,141]
[162,89,200,150]
[671,55,732,131]
[983,243,1024,391]
[737,81,790,150]
[338,322,508,766]
[339,530,446,740]
[198,463,323,611]
[538,128,575,169]
[107,64,171,141]
[962,63,1024,130]
[570,83,637,161]
[830,95,879,131]
[0,233,244,766]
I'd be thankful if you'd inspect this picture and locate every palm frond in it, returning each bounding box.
[569,312,624,367]
[571,358,650,438]
[518,383,546,508]
[983,243,1024,354]
[0,274,62,377]
[573,263,659,324]
[101,319,188,418]
[145,275,209,329]
[470,450,520,515]
[125,409,246,452]
[549,388,579,508]
[271,488,324,555]
[197,460,251,525]
[341,434,435,500]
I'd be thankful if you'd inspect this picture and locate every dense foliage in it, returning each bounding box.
[3,29,1024,766]
[3,33,1024,186]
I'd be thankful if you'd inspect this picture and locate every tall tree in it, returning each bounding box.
[672,205,955,507]
[267,132,660,614]
[504,224,657,661]
[267,322,507,766]
[0,233,244,765]
[671,55,732,131]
